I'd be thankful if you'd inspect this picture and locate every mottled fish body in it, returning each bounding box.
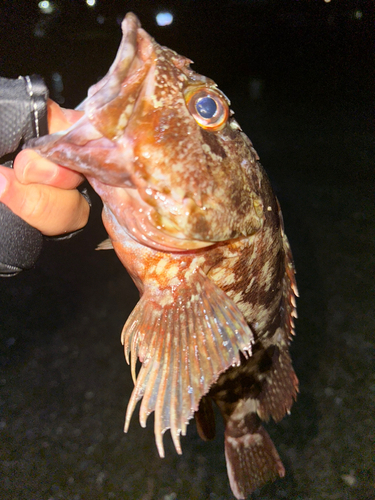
[30,13,298,498]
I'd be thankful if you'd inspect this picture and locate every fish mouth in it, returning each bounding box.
[77,12,154,140]
[76,13,141,112]
[27,13,154,186]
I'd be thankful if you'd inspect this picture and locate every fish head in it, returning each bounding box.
[30,13,266,251]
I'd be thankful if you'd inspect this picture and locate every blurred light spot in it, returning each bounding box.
[86,0,96,6]
[34,22,45,38]
[38,0,54,14]
[96,471,107,486]
[52,72,63,93]
[51,72,65,105]
[156,12,173,26]
[248,78,263,100]
[341,471,357,487]
[354,10,363,20]
[97,14,105,24]
[324,0,331,3]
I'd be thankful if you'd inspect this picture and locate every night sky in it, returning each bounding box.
[1,1,374,108]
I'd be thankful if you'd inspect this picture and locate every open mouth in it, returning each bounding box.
[27,13,155,186]
[77,13,154,141]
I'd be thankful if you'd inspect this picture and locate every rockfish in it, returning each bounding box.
[30,13,298,498]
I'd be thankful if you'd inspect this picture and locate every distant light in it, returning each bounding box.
[38,0,54,14]
[86,0,96,6]
[324,0,331,3]
[354,10,363,20]
[248,78,263,101]
[34,22,45,38]
[52,72,63,93]
[97,14,105,25]
[156,12,173,27]
[51,72,64,104]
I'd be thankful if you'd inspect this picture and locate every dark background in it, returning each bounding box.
[0,1,374,499]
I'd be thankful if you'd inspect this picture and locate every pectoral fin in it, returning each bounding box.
[121,268,254,457]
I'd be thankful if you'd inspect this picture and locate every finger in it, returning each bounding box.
[47,99,84,133]
[13,150,84,189]
[0,168,89,235]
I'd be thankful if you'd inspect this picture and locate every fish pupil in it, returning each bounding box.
[196,96,217,119]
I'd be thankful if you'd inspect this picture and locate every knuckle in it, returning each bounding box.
[17,186,90,235]
[21,185,51,221]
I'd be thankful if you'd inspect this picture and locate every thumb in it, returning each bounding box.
[47,99,84,133]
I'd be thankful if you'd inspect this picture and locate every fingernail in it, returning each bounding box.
[16,150,59,183]
[0,172,8,197]
[23,160,59,183]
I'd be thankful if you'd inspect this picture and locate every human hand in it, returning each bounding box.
[0,100,89,236]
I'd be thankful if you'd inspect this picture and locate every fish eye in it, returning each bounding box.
[186,88,229,131]
[196,96,217,119]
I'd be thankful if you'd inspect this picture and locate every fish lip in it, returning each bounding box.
[76,12,145,113]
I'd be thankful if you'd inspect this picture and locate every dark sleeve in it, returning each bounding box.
[0,75,47,276]
[0,203,44,277]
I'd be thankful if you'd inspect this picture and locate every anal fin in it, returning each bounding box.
[257,347,299,422]
[121,268,254,457]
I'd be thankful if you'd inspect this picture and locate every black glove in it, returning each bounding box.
[0,75,48,160]
[0,75,48,277]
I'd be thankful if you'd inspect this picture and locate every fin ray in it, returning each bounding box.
[122,268,254,456]
[96,238,114,250]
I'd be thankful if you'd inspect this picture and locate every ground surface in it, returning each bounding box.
[0,2,374,499]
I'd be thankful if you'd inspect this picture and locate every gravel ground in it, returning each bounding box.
[0,4,374,500]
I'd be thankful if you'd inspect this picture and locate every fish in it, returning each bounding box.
[30,13,298,499]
